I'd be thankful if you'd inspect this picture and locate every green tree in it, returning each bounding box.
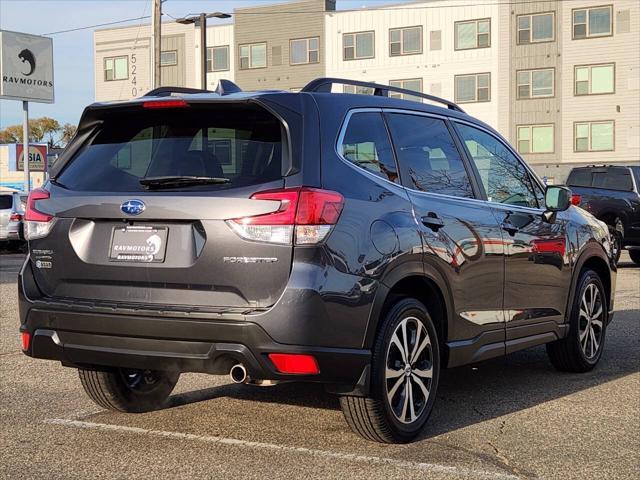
[0,117,75,147]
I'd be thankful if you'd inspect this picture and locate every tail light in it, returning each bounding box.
[227,187,344,245]
[9,212,23,222]
[21,331,31,351]
[268,353,319,375]
[24,188,55,240]
[142,99,189,109]
[570,194,581,206]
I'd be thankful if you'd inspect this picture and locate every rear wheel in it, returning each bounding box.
[629,249,640,265]
[340,298,440,443]
[609,219,623,264]
[78,368,179,413]
[547,269,607,372]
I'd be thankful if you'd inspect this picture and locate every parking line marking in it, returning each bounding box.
[45,418,519,479]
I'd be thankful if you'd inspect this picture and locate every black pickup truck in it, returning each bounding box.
[566,165,640,264]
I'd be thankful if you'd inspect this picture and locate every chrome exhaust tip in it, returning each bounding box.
[230,364,248,384]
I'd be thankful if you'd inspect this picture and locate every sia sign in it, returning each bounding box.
[0,30,54,103]
[17,144,47,172]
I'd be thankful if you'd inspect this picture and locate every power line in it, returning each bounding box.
[42,15,151,36]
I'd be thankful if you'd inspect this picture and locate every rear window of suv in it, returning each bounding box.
[57,104,284,192]
[0,195,13,209]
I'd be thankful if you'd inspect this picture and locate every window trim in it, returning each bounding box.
[574,62,615,96]
[454,72,491,103]
[573,120,615,153]
[389,25,423,56]
[238,42,268,70]
[516,124,555,154]
[342,30,376,61]
[516,67,555,99]
[289,36,320,66]
[103,55,129,82]
[454,18,492,51]
[207,45,230,72]
[572,5,613,40]
[516,11,556,44]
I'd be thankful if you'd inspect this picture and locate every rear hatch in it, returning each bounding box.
[29,100,298,312]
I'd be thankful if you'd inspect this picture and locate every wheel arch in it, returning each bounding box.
[567,245,613,322]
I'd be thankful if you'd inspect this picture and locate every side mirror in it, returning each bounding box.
[543,186,571,221]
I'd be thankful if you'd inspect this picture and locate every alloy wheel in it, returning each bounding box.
[578,283,604,359]
[385,316,433,424]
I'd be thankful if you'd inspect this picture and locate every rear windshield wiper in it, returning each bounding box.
[140,176,231,189]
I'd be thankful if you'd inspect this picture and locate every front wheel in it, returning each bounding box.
[340,298,440,443]
[547,269,607,372]
[78,367,180,413]
[629,249,640,265]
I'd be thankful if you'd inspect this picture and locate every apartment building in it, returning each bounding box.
[93,0,639,182]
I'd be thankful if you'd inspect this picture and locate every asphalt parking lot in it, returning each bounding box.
[1,251,638,480]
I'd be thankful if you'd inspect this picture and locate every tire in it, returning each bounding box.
[546,269,607,373]
[340,298,440,443]
[78,367,180,413]
[609,219,623,264]
[629,249,640,265]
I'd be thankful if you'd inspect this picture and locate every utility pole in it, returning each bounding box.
[152,0,162,88]
[200,13,207,90]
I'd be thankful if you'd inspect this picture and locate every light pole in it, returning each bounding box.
[176,12,231,90]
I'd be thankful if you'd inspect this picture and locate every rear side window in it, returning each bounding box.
[592,168,634,191]
[566,169,592,187]
[0,195,12,209]
[339,112,398,183]
[57,104,283,192]
[385,113,473,198]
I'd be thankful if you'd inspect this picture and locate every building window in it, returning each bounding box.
[454,73,490,103]
[573,5,612,39]
[160,50,177,66]
[575,64,614,95]
[517,68,554,99]
[343,85,375,95]
[517,125,554,154]
[104,56,128,81]
[517,12,555,44]
[290,37,319,65]
[575,121,614,152]
[455,19,490,50]
[389,79,423,101]
[343,31,375,60]
[239,43,267,70]
[389,26,422,56]
[207,46,229,72]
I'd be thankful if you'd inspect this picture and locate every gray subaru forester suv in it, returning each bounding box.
[19,78,615,443]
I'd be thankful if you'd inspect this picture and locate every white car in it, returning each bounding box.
[0,188,27,247]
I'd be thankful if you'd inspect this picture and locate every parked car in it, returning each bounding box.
[19,79,616,443]
[566,165,640,264]
[0,188,26,249]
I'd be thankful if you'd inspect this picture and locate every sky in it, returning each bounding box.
[0,0,398,129]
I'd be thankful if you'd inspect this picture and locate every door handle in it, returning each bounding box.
[421,213,445,232]
[501,222,519,236]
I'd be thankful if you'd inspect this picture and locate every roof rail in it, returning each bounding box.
[302,77,465,113]
[144,86,212,97]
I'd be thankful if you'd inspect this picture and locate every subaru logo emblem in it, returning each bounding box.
[120,199,146,216]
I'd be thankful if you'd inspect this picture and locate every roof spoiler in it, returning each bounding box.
[144,80,243,98]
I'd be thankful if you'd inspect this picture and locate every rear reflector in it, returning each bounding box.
[25,188,55,240]
[142,99,189,109]
[570,194,581,206]
[21,332,30,351]
[227,187,344,245]
[268,353,320,375]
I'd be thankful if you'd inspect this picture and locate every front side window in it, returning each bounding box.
[517,69,554,98]
[207,46,229,72]
[575,64,614,95]
[575,121,614,152]
[343,31,375,60]
[457,123,539,208]
[455,19,491,50]
[104,56,128,81]
[340,112,398,183]
[455,73,490,103]
[517,12,555,44]
[290,37,319,65]
[239,43,267,70]
[517,125,554,154]
[386,114,473,198]
[573,6,612,39]
[389,26,422,56]
[389,79,423,102]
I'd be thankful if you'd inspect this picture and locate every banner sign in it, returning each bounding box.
[0,30,54,103]
[17,144,47,171]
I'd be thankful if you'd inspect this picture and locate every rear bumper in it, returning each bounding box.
[18,261,371,395]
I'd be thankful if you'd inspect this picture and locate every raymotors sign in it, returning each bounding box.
[17,144,48,171]
[0,30,54,103]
